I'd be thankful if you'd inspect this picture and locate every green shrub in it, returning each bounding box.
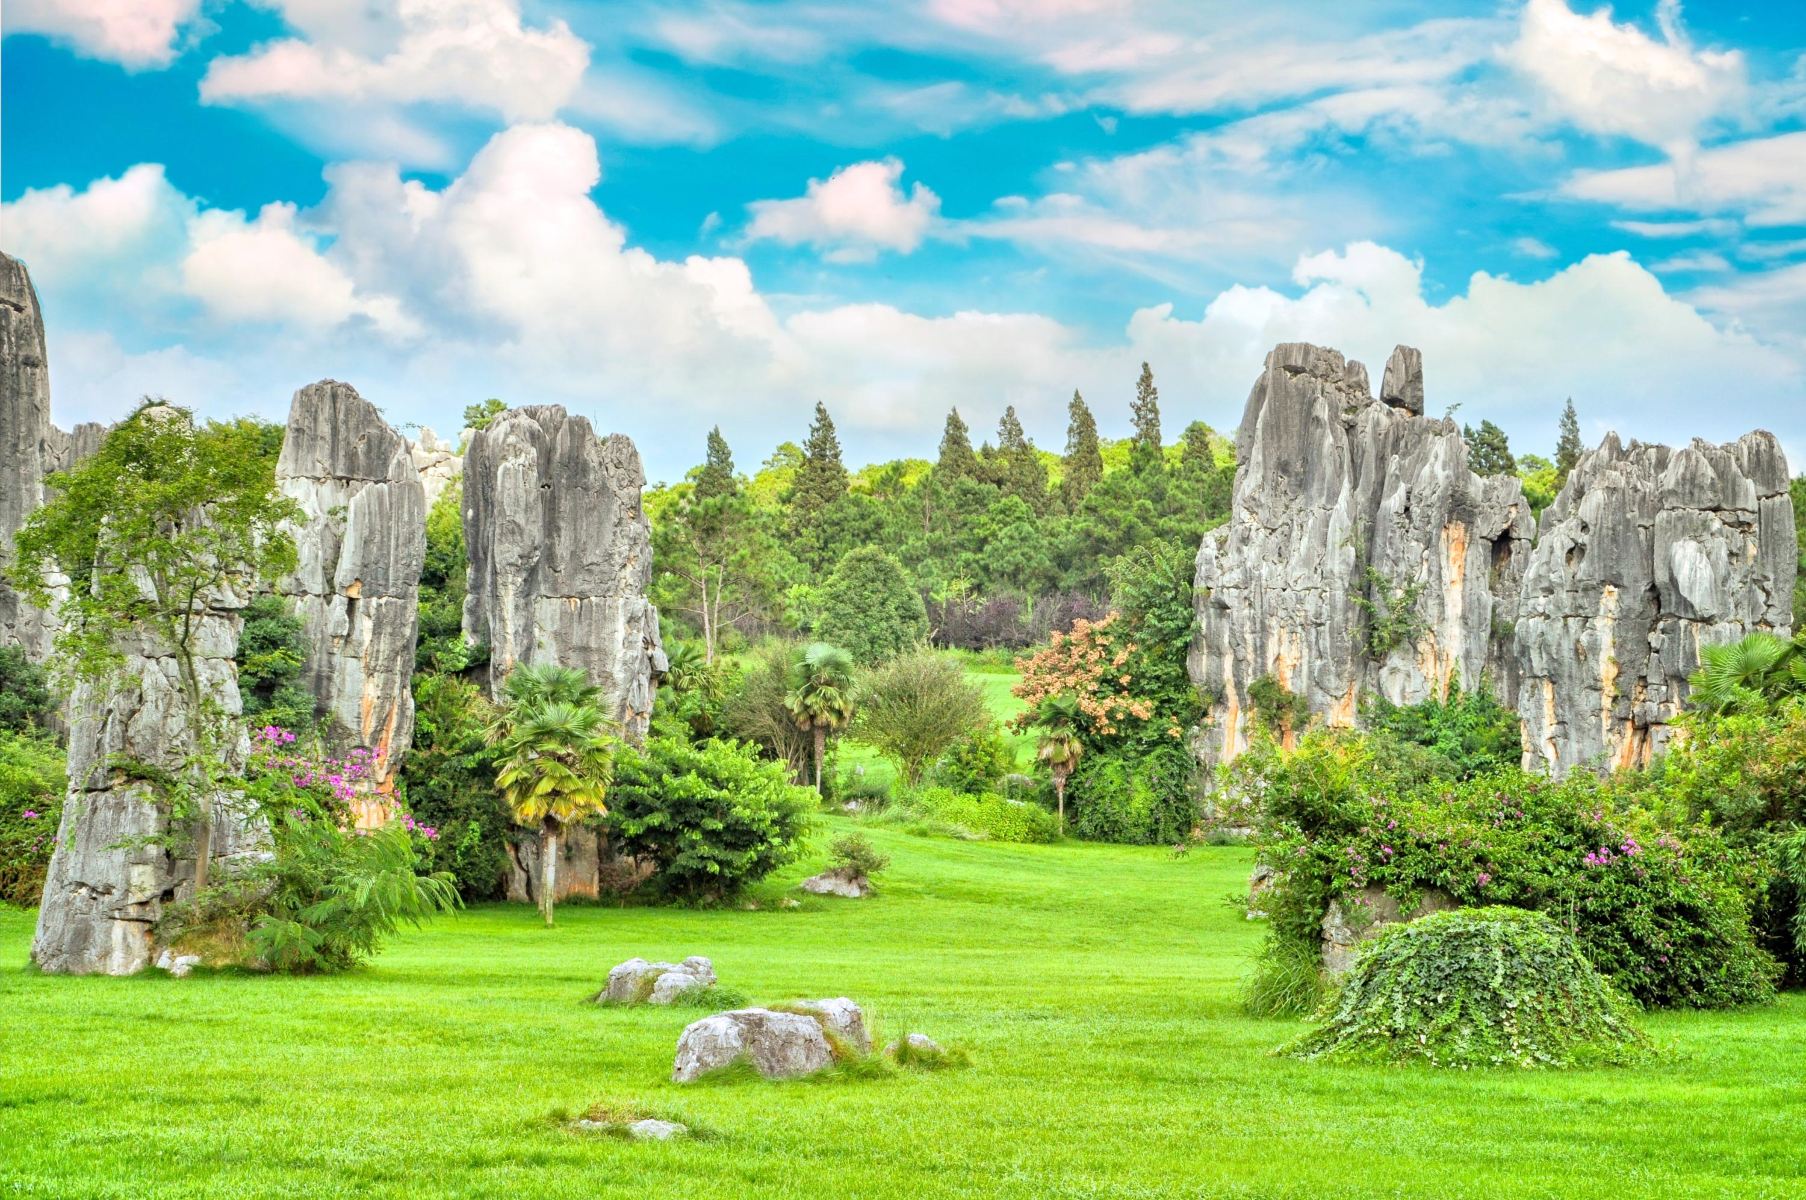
[900,786,1058,844]
[0,731,65,905]
[398,672,511,898]
[1284,907,1650,1069]
[1069,744,1199,845]
[1362,678,1522,781]
[815,547,929,665]
[930,723,1014,794]
[606,737,814,903]
[1236,731,1780,1009]
[828,833,889,878]
[853,649,989,784]
[0,646,56,734]
[237,594,316,732]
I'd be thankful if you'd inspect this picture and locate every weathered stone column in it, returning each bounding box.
[275,381,426,814]
[0,252,59,662]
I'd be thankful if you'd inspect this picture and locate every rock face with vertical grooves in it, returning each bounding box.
[1190,343,1533,763]
[462,405,664,731]
[275,381,425,790]
[1515,431,1796,773]
[0,252,58,660]
[31,409,263,976]
[461,405,665,902]
[407,426,464,508]
[1191,341,1796,776]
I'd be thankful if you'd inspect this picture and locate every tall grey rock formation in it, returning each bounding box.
[31,409,263,975]
[1,252,58,660]
[461,405,664,904]
[461,404,665,735]
[275,381,425,790]
[1515,431,1795,773]
[1190,341,1796,776]
[1191,343,1532,763]
[407,426,465,508]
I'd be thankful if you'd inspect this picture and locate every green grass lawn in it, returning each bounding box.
[3,821,1803,1199]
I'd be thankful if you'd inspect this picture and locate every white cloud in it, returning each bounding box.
[1562,131,1806,226]
[1610,217,1738,238]
[1649,251,1731,273]
[1688,262,1806,357]
[1506,0,1745,151]
[744,159,942,261]
[200,0,589,122]
[1511,237,1559,259]
[6,0,201,67]
[182,203,418,337]
[652,4,827,65]
[0,164,192,285]
[9,127,1802,480]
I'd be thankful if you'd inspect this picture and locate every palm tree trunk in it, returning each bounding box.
[540,825,558,927]
[813,727,826,793]
[1054,777,1066,834]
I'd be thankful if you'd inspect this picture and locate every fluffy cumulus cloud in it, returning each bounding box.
[7,0,201,67]
[1506,0,1746,152]
[199,0,590,121]
[744,159,942,261]
[5,124,1802,479]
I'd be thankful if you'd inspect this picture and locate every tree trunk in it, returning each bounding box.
[813,727,827,794]
[540,824,558,927]
[1054,776,1066,834]
[177,648,213,894]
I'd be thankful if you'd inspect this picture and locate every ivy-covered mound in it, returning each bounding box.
[1284,907,1650,1070]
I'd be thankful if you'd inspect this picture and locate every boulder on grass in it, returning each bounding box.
[801,869,871,898]
[1321,885,1456,975]
[885,1032,943,1057]
[627,1119,687,1140]
[599,955,717,1004]
[672,1009,833,1082]
[786,997,870,1053]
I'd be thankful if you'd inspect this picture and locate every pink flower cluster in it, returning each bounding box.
[1582,838,1642,868]
[399,813,440,841]
[21,810,40,821]
[251,727,385,806]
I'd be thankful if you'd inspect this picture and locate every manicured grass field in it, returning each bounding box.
[3,821,1803,1199]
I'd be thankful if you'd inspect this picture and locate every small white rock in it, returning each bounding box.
[627,1119,687,1141]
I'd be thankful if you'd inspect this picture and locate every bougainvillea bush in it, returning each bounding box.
[0,731,64,906]
[157,726,458,972]
[1234,730,1779,1011]
[1285,907,1651,1070]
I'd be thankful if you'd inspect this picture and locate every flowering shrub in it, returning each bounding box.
[157,723,458,972]
[0,731,64,906]
[1285,907,1650,1069]
[1236,730,1779,1010]
[1013,615,1158,739]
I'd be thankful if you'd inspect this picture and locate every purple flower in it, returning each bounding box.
[1476,872,1492,887]
[21,809,40,821]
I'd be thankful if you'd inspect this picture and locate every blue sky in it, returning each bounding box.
[4,0,1804,481]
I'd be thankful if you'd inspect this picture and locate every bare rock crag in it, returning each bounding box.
[275,381,426,791]
[0,252,58,660]
[1191,341,1796,776]
[1515,430,1795,772]
[1191,343,1532,763]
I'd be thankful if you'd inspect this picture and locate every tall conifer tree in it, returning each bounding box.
[1130,362,1163,474]
[791,402,849,518]
[1062,390,1103,510]
[936,408,976,479]
[1556,399,1583,483]
[695,426,736,499]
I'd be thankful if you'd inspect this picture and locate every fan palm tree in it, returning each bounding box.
[491,700,615,927]
[1033,694,1084,834]
[499,662,600,712]
[785,642,857,793]
[1688,632,1806,714]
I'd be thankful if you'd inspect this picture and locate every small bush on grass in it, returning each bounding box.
[890,786,1059,844]
[1068,744,1200,845]
[827,833,889,879]
[1284,907,1651,1069]
[606,737,814,903]
[888,1037,972,1071]
[1242,936,1328,1019]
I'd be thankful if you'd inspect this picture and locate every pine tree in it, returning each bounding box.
[1062,390,1103,510]
[1464,420,1516,477]
[694,426,737,500]
[936,408,976,479]
[996,405,1048,510]
[1179,420,1214,472]
[791,401,849,518]
[1130,362,1162,474]
[1555,399,1583,483]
